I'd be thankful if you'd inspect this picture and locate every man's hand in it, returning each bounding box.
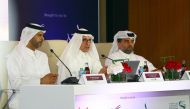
[99,66,108,78]
[41,73,58,84]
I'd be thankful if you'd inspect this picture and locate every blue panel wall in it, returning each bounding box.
[9,0,99,42]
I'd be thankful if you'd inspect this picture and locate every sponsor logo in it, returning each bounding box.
[169,100,186,109]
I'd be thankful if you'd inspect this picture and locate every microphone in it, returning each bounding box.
[101,54,114,61]
[50,49,78,84]
[101,54,128,63]
[50,49,72,76]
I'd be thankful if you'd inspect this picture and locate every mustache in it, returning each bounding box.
[123,46,134,54]
[128,45,133,48]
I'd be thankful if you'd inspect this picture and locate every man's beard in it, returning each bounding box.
[32,41,43,49]
[122,46,134,54]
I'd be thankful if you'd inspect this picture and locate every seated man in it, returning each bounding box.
[105,30,156,73]
[57,28,107,84]
[7,23,57,109]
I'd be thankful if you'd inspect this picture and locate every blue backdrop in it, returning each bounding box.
[9,0,99,42]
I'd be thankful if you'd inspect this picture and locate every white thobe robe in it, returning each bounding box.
[105,50,156,74]
[57,50,102,84]
[7,46,50,109]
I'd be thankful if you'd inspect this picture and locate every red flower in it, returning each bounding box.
[122,63,132,73]
[165,61,181,70]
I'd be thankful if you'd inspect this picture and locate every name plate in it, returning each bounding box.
[79,74,107,85]
[182,70,190,80]
[140,72,164,82]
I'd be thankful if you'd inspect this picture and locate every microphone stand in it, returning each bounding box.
[50,49,78,84]
[2,89,16,109]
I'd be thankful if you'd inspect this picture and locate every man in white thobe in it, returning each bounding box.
[57,27,107,84]
[105,30,156,74]
[7,23,57,109]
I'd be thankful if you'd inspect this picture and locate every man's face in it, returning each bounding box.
[30,32,44,49]
[80,35,92,52]
[118,38,135,54]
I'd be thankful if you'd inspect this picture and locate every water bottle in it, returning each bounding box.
[143,61,149,72]
[138,66,144,75]
[79,68,85,79]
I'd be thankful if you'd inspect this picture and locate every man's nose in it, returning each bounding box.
[87,41,91,45]
[86,43,91,47]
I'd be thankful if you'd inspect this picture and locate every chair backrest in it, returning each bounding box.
[38,40,68,73]
[95,43,112,65]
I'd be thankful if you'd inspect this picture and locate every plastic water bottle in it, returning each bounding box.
[138,66,144,75]
[79,68,85,79]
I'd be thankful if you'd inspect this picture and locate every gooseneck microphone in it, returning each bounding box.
[50,49,78,84]
[101,54,114,61]
[50,49,72,76]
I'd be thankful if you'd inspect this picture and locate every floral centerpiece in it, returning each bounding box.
[163,60,187,80]
[107,62,132,82]
[122,62,132,73]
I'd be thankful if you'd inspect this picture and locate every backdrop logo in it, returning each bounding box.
[169,100,186,109]
[44,13,67,18]
[179,101,186,109]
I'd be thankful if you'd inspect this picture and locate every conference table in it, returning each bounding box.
[20,80,190,109]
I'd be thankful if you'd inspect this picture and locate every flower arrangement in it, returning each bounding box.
[164,60,181,70]
[163,60,187,80]
[122,62,132,73]
[108,62,132,82]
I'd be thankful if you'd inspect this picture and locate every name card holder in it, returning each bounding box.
[140,72,164,82]
[79,74,107,85]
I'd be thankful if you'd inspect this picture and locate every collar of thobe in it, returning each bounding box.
[78,50,92,65]
[79,50,90,58]
[23,46,39,58]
